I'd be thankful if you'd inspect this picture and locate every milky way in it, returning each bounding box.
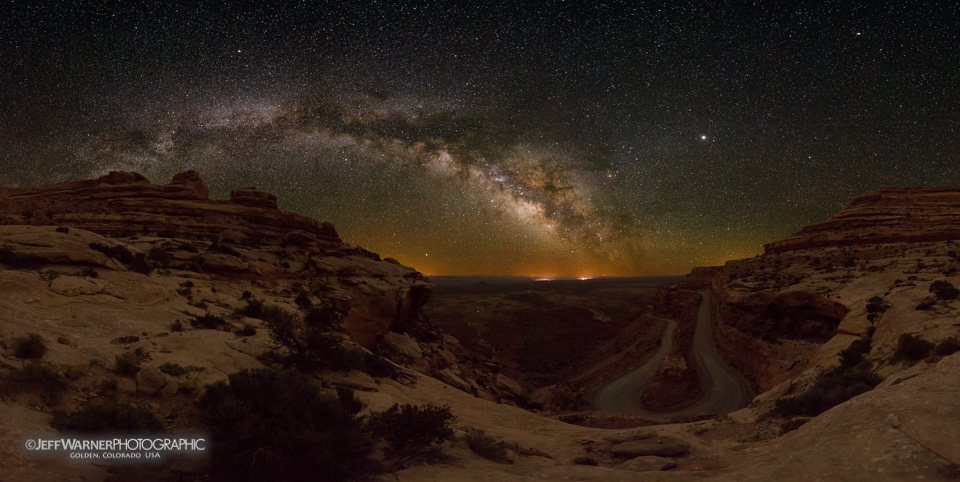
[2,2,959,275]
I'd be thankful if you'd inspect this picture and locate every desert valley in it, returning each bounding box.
[0,171,958,481]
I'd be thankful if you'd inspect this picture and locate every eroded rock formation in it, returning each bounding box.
[765,187,960,253]
[0,170,338,242]
[0,171,430,349]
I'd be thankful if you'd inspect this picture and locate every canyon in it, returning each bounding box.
[1,175,959,480]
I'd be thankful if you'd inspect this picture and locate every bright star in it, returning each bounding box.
[700,135,707,140]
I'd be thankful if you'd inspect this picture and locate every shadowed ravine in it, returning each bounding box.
[593,291,752,417]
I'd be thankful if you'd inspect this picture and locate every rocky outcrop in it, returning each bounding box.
[170,170,209,199]
[0,171,339,242]
[765,187,960,253]
[710,275,847,392]
[609,436,690,458]
[0,171,435,351]
[230,187,279,209]
[676,266,721,290]
[712,284,848,343]
[645,288,704,409]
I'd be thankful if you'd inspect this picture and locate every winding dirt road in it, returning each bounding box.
[593,290,752,417]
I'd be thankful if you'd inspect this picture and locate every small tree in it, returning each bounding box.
[199,369,369,481]
[930,280,960,300]
[895,334,933,362]
[13,333,48,359]
[367,403,455,454]
[53,400,163,433]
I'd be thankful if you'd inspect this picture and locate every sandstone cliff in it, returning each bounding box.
[0,171,429,349]
[0,170,339,242]
[702,188,960,394]
[765,187,960,253]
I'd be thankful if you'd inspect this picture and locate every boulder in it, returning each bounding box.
[382,332,423,359]
[136,366,168,395]
[116,378,137,394]
[437,368,471,393]
[617,456,677,472]
[98,171,150,185]
[495,373,523,396]
[49,276,104,296]
[322,370,379,392]
[169,170,209,199]
[20,249,126,271]
[159,381,180,397]
[610,437,690,458]
[603,431,657,444]
[230,187,279,209]
[200,253,247,272]
[281,230,319,250]
[435,346,457,367]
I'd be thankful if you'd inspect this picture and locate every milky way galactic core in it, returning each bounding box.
[2,2,959,275]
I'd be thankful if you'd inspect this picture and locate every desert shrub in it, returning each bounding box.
[52,400,163,433]
[191,314,227,330]
[0,247,38,269]
[772,369,882,418]
[115,352,142,376]
[241,290,252,299]
[779,418,809,435]
[839,338,872,368]
[236,299,264,318]
[183,280,195,287]
[463,427,511,463]
[930,280,960,300]
[208,241,242,258]
[1,362,68,404]
[305,306,339,329]
[13,333,48,359]
[176,242,199,253]
[362,353,397,379]
[262,307,389,376]
[295,291,312,308]
[199,369,368,482]
[234,323,257,337]
[894,334,934,362]
[367,403,455,453]
[916,299,936,310]
[176,286,192,296]
[89,242,151,274]
[169,320,184,332]
[129,253,152,274]
[573,456,599,466]
[159,362,187,377]
[336,385,366,415]
[147,246,173,268]
[89,242,135,263]
[934,336,960,357]
[79,266,99,278]
[55,226,70,233]
[186,256,204,273]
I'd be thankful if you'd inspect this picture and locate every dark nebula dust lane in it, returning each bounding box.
[2,1,960,275]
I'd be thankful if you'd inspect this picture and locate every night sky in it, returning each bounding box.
[2,1,959,276]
